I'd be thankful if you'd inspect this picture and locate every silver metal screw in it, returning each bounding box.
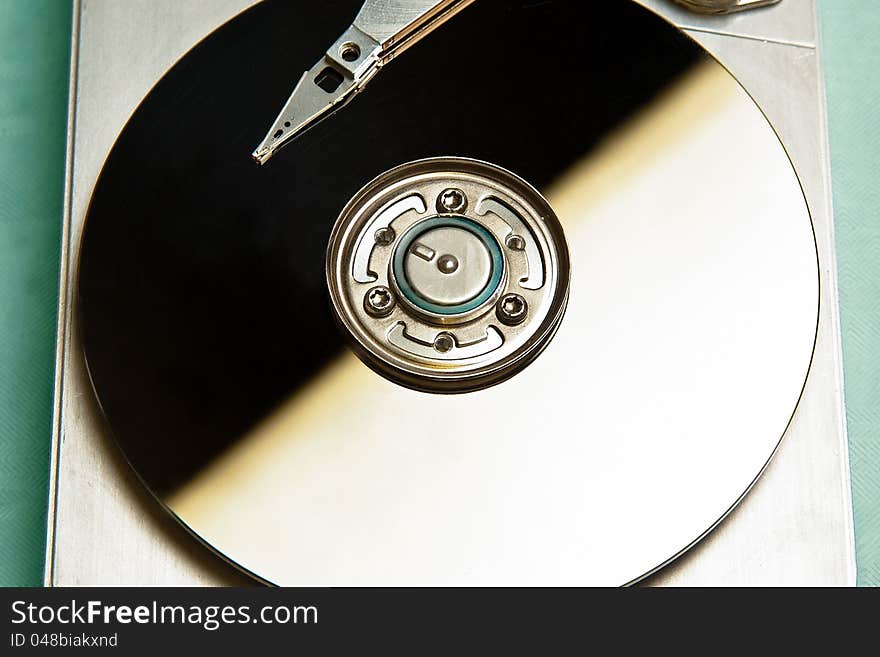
[364,286,396,317]
[374,226,396,246]
[437,188,467,214]
[433,332,456,353]
[496,293,528,326]
[506,234,526,251]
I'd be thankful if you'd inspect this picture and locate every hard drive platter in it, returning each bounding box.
[78,0,819,585]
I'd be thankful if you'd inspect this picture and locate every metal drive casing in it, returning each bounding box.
[326,157,570,393]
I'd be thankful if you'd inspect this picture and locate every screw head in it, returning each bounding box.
[374,226,396,246]
[364,286,396,317]
[437,188,467,214]
[506,234,526,251]
[433,332,456,353]
[496,293,528,326]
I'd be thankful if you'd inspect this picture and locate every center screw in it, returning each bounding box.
[437,188,467,214]
[364,286,396,317]
[496,293,528,326]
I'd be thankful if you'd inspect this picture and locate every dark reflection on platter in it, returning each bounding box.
[79,0,699,494]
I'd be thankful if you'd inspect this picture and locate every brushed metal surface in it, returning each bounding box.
[354,0,472,45]
[46,0,855,585]
[662,0,815,45]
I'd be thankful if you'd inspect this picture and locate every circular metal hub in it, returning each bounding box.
[394,216,503,315]
[326,157,570,393]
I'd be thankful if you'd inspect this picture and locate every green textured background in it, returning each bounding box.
[819,0,880,587]
[0,0,72,586]
[0,1,876,586]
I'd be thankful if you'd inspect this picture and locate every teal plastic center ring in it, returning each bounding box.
[392,216,504,315]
